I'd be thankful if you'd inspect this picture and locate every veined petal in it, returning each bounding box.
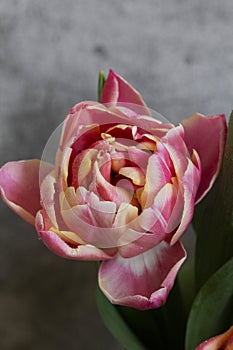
[0,159,53,225]
[99,240,186,310]
[181,113,227,203]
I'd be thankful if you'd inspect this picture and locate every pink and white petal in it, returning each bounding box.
[38,229,114,261]
[114,202,139,228]
[119,182,180,258]
[78,104,130,130]
[181,113,227,203]
[118,229,165,258]
[70,148,98,188]
[89,161,133,209]
[60,101,98,148]
[0,159,53,225]
[195,325,233,350]
[85,191,116,228]
[35,208,85,246]
[101,69,147,107]
[171,154,201,245]
[140,152,173,209]
[60,198,119,248]
[139,182,179,234]
[99,240,186,310]
[161,125,188,178]
[40,170,58,228]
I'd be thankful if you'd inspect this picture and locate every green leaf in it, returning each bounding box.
[185,256,233,350]
[178,259,195,320]
[96,286,147,350]
[97,278,187,350]
[98,70,106,102]
[193,111,233,289]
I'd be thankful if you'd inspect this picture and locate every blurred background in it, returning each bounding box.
[0,0,233,349]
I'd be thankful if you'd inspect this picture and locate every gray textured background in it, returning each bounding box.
[0,1,233,349]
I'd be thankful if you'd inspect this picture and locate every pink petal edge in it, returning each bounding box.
[99,240,186,310]
[38,229,114,261]
[0,159,53,225]
[101,69,147,107]
[181,113,227,203]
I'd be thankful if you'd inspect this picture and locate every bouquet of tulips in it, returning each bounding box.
[0,70,232,350]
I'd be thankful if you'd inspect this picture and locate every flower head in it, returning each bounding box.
[0,70,226,309]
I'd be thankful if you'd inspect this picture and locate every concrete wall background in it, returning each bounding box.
[0,1,233,349]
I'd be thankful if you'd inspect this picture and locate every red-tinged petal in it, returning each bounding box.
[195,325,233,350]
[99,240,186,310]
[181,113,227,202]
[71,148,98,188]
[101,69,147,107]
[0,159,53,225]
[38,229,114,261]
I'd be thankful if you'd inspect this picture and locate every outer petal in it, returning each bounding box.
[195,325,233,350]
[36,209,116,260]
[0,159,53,225]
[181,113,227,202]
[38,229,115,261]
[99,240,186,310]
[101,69,147,107]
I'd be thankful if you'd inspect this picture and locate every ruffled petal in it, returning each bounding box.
[0,159,53,225]
[181,113,227,202]
[99,240,186,310]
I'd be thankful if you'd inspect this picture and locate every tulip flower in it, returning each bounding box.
[0,70,226,310]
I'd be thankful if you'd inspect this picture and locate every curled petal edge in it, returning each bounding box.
[99,240,186,310]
